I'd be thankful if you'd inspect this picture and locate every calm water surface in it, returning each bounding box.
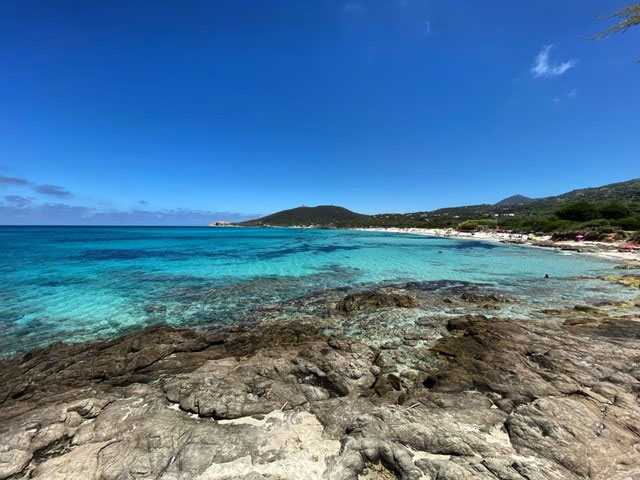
[0,226,629,355]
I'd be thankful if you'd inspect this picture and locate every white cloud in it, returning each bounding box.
[553,88,578,104]
[531,45,577,78]
[343,3,365,14]
[423,21,431,37]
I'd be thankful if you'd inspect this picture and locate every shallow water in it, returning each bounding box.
[0,226,631,355]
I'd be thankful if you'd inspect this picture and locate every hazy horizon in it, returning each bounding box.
[2,1,639,225]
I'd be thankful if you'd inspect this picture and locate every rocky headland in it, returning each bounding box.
[1,288,639,480]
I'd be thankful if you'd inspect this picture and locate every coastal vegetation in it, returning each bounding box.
[239,178,640,239]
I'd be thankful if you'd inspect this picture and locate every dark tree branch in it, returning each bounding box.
[593,3,640,39]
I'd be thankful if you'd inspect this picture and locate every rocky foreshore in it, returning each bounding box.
[1,288,639,480]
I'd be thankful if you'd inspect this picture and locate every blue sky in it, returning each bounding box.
[1,0,639,225]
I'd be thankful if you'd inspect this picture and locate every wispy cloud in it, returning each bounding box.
[0,175,30,186]
[0,174,74,199]
[553,88,579,105]
[33,184,71,198]
[531,45,577,78]
[0,201,261,226]
[423,21,431,37]
[343,3,365,15]
[0,176,260,225]
[4,195,32,207]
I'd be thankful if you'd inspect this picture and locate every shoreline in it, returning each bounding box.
[351,226,640,263]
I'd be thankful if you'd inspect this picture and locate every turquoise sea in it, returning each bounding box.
[0,226,631,356]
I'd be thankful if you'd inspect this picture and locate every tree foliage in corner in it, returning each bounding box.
[594,3,640,39]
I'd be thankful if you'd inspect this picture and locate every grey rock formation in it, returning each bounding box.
[0,310,639,479]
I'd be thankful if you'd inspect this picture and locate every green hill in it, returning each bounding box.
[239,205,367,227]
[420,178,640,218]
[236,178,640,235]
[519,178,640,213]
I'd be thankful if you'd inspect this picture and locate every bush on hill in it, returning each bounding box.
[556,202,599,222]
[457,220,482,231]
[577,219,611,229]
[598,202,633,219]
[612,216,640,231]
[528,218,572,233]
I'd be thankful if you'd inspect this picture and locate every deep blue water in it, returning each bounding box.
[0,226,628,355]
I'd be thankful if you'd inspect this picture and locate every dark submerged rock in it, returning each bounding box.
[614,263,640,270]
[446,314,489,331]
[460,292,511,304]
[335,290,420,312]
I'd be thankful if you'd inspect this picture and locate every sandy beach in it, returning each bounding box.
[353,227,640,263]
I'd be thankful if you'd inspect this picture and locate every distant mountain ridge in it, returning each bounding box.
[525,178,640,209]
[237,178,640,229]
